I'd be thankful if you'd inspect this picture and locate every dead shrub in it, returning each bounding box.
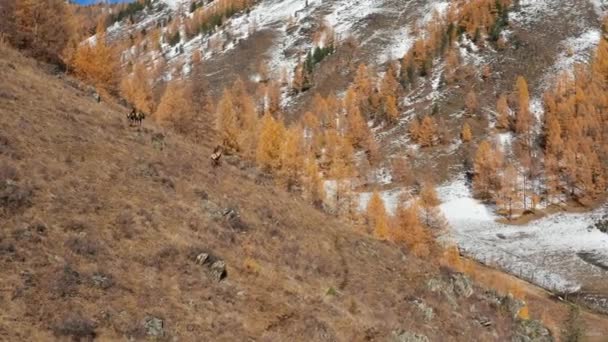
[0,241,16,256]
[90,271,114,290]
[53,315,96,341]
[144,245,180,269]
[114,211,136,239]
[243,257,261,275]
[0,161,18,181]
[139,161,162,178]
[158,177,175,190]
[12,222,46,244]
[227,216,249,232]
[194,189,209,201]
[137,208,157,229]
[65,237,100,257]
[222,209,248,231]
[562,305,585,341]
[0,134,19,159]
[63,220,89,232]
[0,178,33,217]
[52,265,82,298]
[138,162,175,190]
[255,206,274,221]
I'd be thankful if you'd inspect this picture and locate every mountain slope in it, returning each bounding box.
[0,44,551,341]
[75,0,608,317]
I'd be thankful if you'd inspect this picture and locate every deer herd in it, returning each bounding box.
[125,106,222,167]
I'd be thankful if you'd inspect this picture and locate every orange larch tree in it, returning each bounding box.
[473,140,502,201]
[465,89,479,115]
[216,89,240,153]
[514,76,534,148]
[72,22,120,94]
[256,112,286,172]
[461,122,473,142]
[279,125,304,190]
[120,62,155,115]
[496,94,510,129]
[366,191,390,239]
[393,200,433,257]
[154,79,196,134]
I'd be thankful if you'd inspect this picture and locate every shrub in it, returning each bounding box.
[65,237,99,257]
[167,30,181,46]
[0,178,33,217]
[243,257,261,275]
[53,315,96,341]
[591,214,608,234]
[4,0,76,65]
[52,265,82,297]
[0,162,18,182]
[562,305,585,342]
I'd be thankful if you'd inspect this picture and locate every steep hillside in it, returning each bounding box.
[0,43,561,341]
[4,0,608,340]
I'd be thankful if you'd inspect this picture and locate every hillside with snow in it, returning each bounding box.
[89,0,608,314]
[8,0,608,338]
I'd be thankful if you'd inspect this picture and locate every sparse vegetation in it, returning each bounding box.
[592,214,608,234]
[563,305,585,342]
[0,168,32,217]
[3,0,608,339]
[184,0,256,38]
[106,0,153,27]
[52,315,97,341]
[0,0,77,65]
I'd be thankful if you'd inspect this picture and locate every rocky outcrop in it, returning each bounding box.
[392,330,430,342]
[193,250,227,282]
[512,319,553,342]
[451,273,474,298]
[143,316,164,337]
[426,272,474,308]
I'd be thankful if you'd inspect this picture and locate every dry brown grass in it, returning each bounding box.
[0,44,582,340]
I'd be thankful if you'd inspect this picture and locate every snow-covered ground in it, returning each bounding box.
[534,28,602,94]
[509,0,563,25]
[589,0,608,15]
[438,175,608,293]
[325,0,380,37]
[377,26,413,64]
[162,0,189,10]
[553,29,602,71]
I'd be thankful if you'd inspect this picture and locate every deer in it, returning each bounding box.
[127,107,146,126]
[210,145,222,167]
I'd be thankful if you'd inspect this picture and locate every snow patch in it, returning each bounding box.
[438,175,608,293]
[548,29,601,79]
[161,0,189,10]
[589,0,608,15]
[422,0,449,25]
[325,0,381,37]
[496,131,514,152]
[378,26,413,63]
[509,0,560,25]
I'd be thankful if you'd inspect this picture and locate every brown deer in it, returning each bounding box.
[210,145,222,167]
[127,107,146,126]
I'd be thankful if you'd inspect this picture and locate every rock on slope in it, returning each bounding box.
[0,44,544,340]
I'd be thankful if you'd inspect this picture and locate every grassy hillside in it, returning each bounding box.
[0,43,549,341]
